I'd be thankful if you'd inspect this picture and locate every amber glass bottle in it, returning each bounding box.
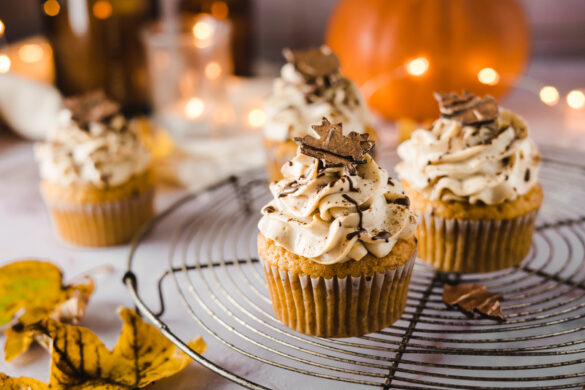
[42,0,156,113]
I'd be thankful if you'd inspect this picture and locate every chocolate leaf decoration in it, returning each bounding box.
[434,91,498,126]
[282,46,340,79]
[443,283,505,321]
[63,91,120,130]
[294,118,374,174]
[2,307,206,389]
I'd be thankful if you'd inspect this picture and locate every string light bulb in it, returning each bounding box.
[478,67,500,85]
[405,57,429,77]
[567,90,585,110]
[539,86,559,106]
[247,108,266,128]
[185,98,205,119]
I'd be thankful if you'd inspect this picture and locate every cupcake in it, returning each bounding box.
[258,118,417,337]
[396,91,543,273]
[35,92,154,247]
[263,46,375,181]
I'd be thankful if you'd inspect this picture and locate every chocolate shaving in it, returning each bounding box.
[283,46,340,79]
[434,91,498,126]
[278,181,301,198]
[263,206,276,214]
[63,91,121,130]
[294,118,374,174]
[524,168,531,182]
[443,283,505,321]
[371,231,390,241]
[387,197,410,206]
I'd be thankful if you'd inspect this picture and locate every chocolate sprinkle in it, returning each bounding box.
[263,206,276,214]
[372,231,390,241]
[443,283,505,321]
[278,181,301,197]
[434,91,498,126]
[388,197,410,207]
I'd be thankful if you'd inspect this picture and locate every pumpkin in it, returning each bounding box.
[326,0,529,121]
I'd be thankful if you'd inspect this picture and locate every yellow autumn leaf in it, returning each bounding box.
[0,373,48,390]
[1,307,205,390]
[0,260,94,361]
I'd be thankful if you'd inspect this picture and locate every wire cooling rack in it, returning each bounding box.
[124,145,585,389]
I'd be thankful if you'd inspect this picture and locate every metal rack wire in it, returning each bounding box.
[124,145,585,389]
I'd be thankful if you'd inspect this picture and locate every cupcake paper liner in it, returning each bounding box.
[260,253,416,338]
[417,210,538,273]
[44,189,154,247]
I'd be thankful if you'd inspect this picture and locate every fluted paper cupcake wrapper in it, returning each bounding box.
[260,253,416,338]
[417,210,538,274]
[44,189,154,247]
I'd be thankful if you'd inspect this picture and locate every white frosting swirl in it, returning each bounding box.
[35,109,151,188]
[258,152,417,264]
[396,109,540,205]
[263,63,370,141]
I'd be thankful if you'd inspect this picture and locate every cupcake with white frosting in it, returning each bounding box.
[258,118,417,337]
[35,92,154,247]
[263,46,375,181]
[396,91,543,273]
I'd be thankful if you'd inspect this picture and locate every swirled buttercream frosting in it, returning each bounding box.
[258,119,417,265]
[35,92,151,188]
[396,92,540,205]
[263,46,370,142]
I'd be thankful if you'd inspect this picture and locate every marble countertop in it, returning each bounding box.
[1,58,584,389]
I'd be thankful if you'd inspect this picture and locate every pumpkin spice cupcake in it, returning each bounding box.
[263,46,376,181]
[396,92,543,273]
[35,92,154,247]
[258,118,417,337]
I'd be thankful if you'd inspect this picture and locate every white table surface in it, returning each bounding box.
[1,58,584,389]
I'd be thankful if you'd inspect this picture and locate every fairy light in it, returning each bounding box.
[247,108,266,128]
[539,86,559,106]
[18,44,45,63]
[567,90,585,110]
[93,0,113,19]
[184,98,205,119]
[43,0,60,16]
[0,55,11,73]
[205,61,221,80]
[478,67,500,85]
[405,57,429,77]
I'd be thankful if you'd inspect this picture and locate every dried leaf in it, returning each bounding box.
[443,283,505,321]
[0,260,94,361]
[0,373,48,390]
[294,118,374,174]
[2,307,205,389]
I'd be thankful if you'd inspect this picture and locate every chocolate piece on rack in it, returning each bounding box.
[64,91,121,130]
[294,118,374,174]
[443,283,505,321]
[283,46,340,79]
[434,91,498,126]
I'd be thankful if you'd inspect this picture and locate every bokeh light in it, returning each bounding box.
[205,61,222,80]
[185,98,205,119]
[478,67,500,85]
[0,55,11,73]
[247,108,266,128]
[18,44,44,63]
[567,90,585,110]
[406,57,429,77]
[539,86,559,106]
[43,0,60,16]
[93,0,113,19]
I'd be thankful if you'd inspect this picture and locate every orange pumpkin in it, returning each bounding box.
[326,0,530,121]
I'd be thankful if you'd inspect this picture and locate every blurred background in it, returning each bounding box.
[0,0,584,161]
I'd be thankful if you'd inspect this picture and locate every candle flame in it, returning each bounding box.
[0,55,11,73]
[185,98,205,119]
